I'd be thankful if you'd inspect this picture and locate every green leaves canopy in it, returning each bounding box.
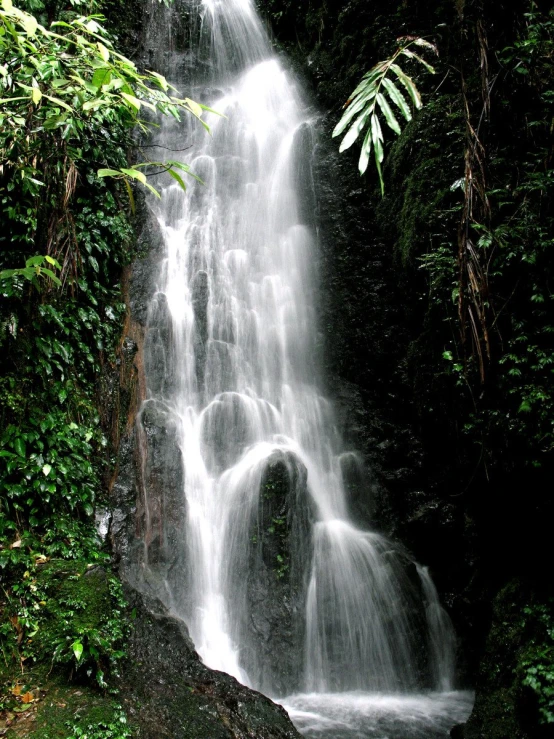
[0,0,215,223]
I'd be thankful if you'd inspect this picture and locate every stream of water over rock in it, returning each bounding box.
[134,0,474,735]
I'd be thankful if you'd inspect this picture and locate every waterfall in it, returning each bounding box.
[133,0,474,735]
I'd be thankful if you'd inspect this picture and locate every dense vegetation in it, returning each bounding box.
[0,0,206,734]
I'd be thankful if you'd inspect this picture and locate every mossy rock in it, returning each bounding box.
[463,580,554,739]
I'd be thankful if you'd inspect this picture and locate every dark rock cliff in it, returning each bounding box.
[259,0,554,736]
[120,587,300,739]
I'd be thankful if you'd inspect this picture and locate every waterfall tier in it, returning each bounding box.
[132,0,473,734]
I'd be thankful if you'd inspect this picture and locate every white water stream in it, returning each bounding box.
[137,0,474,734]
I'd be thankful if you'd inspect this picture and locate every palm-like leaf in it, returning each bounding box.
[333,36,437,194]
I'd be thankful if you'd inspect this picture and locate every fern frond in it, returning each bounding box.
[334,36,437,194]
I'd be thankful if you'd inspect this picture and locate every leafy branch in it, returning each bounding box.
[0,0,221,287]
[0,255,62,290]
[333,36,437,194]
[97,160,204,213]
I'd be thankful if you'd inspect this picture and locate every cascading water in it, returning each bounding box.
[134,0,474,735]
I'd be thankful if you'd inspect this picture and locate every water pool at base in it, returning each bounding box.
[281,691,474,738]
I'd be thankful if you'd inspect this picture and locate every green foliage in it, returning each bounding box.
[380,4,554,470]
[18,683,134,739]
[0,179,132,677]
[1,562,127,688]
[0,0,211,278]
[65,706,133,739]
[518,601,554,724]
[0,255,62,290]
[39,563,128,686]
[333,36,437,193]
[0,0,155,707]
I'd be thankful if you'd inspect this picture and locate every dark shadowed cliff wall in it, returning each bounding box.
[256,0,554,736]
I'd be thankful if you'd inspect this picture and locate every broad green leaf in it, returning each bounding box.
[146,69,168,91]
[42,464,52,476]
[376,92,401,135]
[41,268,62,285]
[401,48,436,74]
[168,168,187,192]
[144,182,161,198]
[196,102,225,117]
[185,97,203,117]
[333,88,376,138]
[22,13,38,36]
[121,167,146,184]
[106,77,124,91]
[45,255,61,269]
[97,168,123,178]
[390,63,422,108]
[0,96,29,104]
[358,126,372,175]
[72,641,84,662]
[382,78,412,121]
[82,98,107,111]
[43,114,67,130]
[97,41,109,62]
[50,78,71,88]
[348,65,384,99]
[43,94,73,111]
[371,112,384,144]
[31,86,41,104]
[14,437,26,458]
[91,67,111,89]
[371,114,385,195]
[26,255,44,267]
[2,0,13,11]
[139,98,156,112]
[166,160,204,183]
[123,178,135,214]
[339,108,371,152]
[120,92,141,110]
[375,152,384,196]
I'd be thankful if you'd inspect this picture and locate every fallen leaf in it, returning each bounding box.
[11,684,22,696]
[21,692,35,704]
[11,540,22,549]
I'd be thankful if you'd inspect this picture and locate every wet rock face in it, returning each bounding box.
[137,402,186,570]
[120,587,301,739]
[243,451,314,696]
[111,194,304,732]
[192,268,210,386]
